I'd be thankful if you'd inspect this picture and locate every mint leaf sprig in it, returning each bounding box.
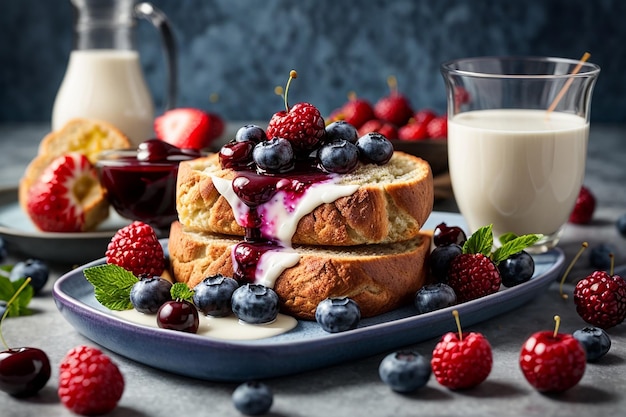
[170,282,194,302]
[0,275,33,318]
[462,224,542,264]
[83,264,138,311]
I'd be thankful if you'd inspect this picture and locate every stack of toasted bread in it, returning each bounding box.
[169,150,434,320]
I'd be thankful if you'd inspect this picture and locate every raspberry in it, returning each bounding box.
[569,186,596,224]
[426,116,448,138]
[573,271,626,329]
[58,346,124,415]
[266,102,325,154]
[447,253,501,303]
[105,221,165,277]
[519,330,586,392]
[431,331,492,389]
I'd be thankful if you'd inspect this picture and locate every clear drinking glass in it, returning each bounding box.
[441,56,600,252]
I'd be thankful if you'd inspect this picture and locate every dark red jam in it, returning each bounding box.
[230,169,331,283]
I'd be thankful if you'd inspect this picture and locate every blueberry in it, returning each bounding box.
[231,284,279,324]
[414,283,457,314]
[617,213,626,238]
[429,244,462,282]
[0,237,7,262]
[130,275,173,314]
[236,124,267,143]
[378,350,431,392]
[325,121,358,143]
[317,139,359,174]
[498,250,535,288]
[253,137,294,173]
[356,132,394,165]
[315,297,361,333]
[0,300,6,318]
[232,381,273,415]
[193,274,239,317]
[589,243,615,270]
[573,327,611,362]
[10,259,49,294]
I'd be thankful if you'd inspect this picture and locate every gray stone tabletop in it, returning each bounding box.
[0,123,625,417]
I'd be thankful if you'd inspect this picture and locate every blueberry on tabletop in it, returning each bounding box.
[0,300,6,318]
[379,350,431,392]
[231,284,279,324]
[317,139,359,174]
[253,137,295,173]
[429,244,462,282]
[130,275,172,314]
[236,125,267,143]
[193,274,239,317]
[9,259,49,294]
[588,243,616,270]
[573,326,611,362]
[617,213,626,237]
[232,381,273,416]
[325,121,359,144]
[315,297,361,333]
[498,251,535,288]
[414,283,457,314]
[356,132,394,165]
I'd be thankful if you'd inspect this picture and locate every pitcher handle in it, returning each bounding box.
[135,2,177,110]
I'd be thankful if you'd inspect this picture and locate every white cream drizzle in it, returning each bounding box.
[211,174,359,287]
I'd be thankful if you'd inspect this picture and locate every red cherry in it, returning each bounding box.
[519,316,586,392]
[0,347,51,397]
[157,300,199,333]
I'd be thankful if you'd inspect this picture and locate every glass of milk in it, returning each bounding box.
[441,56,600,252]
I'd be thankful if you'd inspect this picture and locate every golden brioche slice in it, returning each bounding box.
[176,151,434,246]
[169,221,431,320]
[19,118,131,211]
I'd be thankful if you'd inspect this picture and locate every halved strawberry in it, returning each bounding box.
[26,153,107,232]
[154,108,220,150]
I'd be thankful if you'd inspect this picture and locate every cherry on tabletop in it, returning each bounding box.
[519,315,586,392]
[0,278,51,397]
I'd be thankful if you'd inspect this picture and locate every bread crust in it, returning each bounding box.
[176,151,434,246]
[169,221,430,320]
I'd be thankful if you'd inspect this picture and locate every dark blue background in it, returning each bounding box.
[1,0,623,123]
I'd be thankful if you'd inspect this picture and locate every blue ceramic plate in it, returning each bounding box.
[52,212,565,382]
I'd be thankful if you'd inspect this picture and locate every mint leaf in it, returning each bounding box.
[83,264,138,311]
[171,282,194,302]
[492,234,543,264]
[0,276,33,317]
[463,224,494,256]
[498,233,519,245]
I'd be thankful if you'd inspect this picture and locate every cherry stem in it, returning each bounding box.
[0,277,31,350]
[452,309,463,341]
[282,69,298,112]
[553,315,561,338]
[387,75,399,96]
[559,242,588,299]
